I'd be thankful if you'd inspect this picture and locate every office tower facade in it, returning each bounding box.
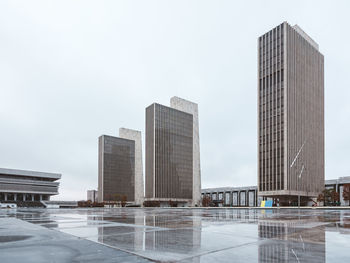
[170,97,201,206]
[98,135,135,203]
[258,22,324,202]
[145,102,194,205]
[119,128,144,206]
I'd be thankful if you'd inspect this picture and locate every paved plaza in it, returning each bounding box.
[1,208,350,262]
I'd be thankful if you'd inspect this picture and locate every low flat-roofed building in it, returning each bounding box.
[0,167,61,202]
[202,186,259,207]
[203,176,350,207]
[325,176,350,206]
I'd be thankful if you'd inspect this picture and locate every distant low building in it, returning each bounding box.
[202,176,350,207]
[0,167,61,202]
[202,186,259,207]
[325,176,350,206]
[87,189,98,203]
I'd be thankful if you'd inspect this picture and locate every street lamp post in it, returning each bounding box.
[290,140,307,209]
[297,164,305,209]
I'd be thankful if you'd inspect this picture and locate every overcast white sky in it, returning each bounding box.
[1,1,350,201]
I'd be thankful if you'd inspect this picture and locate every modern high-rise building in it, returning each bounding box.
[98,135,136,203]
[145,98,200,206]
[258,22,324,203]
[98,128,144,205]
[170,96,201,206]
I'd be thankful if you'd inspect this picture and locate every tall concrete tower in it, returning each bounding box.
[98,128,144,206]
[145,97,201,206]
[170,97,201,207]
[98,135,135,203]
[145,103,193,205]
[258,22,324,204]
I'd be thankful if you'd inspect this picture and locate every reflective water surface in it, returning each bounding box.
[2,208,350,262]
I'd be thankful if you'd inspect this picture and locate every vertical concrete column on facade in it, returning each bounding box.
[4,193,7,201]
[31,194,34,201]
[40,195,42,201]
[23,194,26,201]
[14,193,17,201]
[246,191,249,207]
[245,191,248,206]
[244,191,246,206]
[119,128,144,206]
[244,191,246,207]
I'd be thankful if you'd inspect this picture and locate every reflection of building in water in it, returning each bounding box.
[198,209,259,224]
[258,219,325,262]
[324,210,350,233]
[97,212,144,250]
[144,213,201,256]
[96,211,201,259]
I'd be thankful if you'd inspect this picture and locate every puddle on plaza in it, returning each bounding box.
[0,235,31,243]
[2,208,350,262]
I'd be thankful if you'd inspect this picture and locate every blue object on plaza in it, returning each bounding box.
[265,200,273,207]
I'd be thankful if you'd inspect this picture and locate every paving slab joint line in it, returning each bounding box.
[176,240,260,262]
[88,239,158,263]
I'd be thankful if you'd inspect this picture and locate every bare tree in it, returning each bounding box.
[121,195,127,207]
[330,189,340,206]
[317,192,325,206]
[317,189,336,206]
[202,196,211,207]
[105,194,112,203]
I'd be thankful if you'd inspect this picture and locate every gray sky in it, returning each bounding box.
[1,0,349,200]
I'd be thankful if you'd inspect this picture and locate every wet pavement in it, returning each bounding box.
[1,208,350,262]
